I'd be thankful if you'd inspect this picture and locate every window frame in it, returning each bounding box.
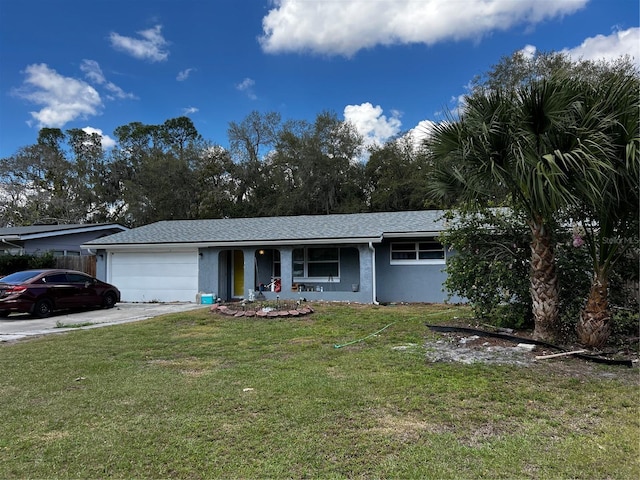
[390,238,446,265]
[271,249,281,278]
[293,247,340,282]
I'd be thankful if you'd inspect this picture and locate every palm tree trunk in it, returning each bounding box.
[529,219,560,341]
[576,270,610,348]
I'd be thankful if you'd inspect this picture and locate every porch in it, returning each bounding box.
[198,243,375,303]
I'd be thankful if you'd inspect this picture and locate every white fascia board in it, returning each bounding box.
[84,236,383,251]
[383,231,443,238]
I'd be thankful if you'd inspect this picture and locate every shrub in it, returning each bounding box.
[441,209,594,332]
[0,252,56,276]
[440,209,532,328]
[554,235,593,342]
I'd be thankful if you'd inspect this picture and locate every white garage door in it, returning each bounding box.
[108,250,199,303]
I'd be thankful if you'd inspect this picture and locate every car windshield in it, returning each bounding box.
[0,270,44,284]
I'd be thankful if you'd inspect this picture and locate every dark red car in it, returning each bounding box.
[0,269,121,318]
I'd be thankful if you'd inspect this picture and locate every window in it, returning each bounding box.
[67,273,92,284]
[272,249,281,278]
[42,273,68,283]
[293,247,339,280]
[390,239,445,264]
[53,250,81,257]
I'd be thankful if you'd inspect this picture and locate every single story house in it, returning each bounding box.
[0,223,128,256]
[83,210,459,305]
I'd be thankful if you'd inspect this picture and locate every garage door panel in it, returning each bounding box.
[110,251,198,303]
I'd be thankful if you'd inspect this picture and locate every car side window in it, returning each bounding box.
[43,274,68,283]
[67,273,91,284]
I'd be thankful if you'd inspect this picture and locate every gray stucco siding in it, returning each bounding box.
[198,248,219,297]
[374,240,451,303]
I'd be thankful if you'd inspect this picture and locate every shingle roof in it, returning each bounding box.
[85,211,449,247]
[0,223,127,239]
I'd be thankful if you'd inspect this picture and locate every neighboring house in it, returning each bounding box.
[83,210,459,305]
[0,223,129,256]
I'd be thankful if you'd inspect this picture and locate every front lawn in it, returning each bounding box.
[0,303,637,479]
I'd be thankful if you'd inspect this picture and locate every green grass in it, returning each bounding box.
[0,303,637,479]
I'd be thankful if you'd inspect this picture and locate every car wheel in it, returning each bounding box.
[103,292,117,309]
[33,299,53,318]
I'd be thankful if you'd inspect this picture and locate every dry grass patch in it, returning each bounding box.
[372,411,450,440]
[146,356,220,377]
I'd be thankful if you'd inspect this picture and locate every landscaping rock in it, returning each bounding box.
[211,303,315,318]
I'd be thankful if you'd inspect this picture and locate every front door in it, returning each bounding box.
[233,250,244,297]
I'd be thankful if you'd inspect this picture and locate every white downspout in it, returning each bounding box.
[369,241,379,305]
[2,239,24,254]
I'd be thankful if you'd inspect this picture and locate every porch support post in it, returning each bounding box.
[280,246,293,295]
[243,248,257,299]
[358,244,375,303]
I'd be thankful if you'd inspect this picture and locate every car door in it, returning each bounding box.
[66,272,101,307]
[42,273,76,308]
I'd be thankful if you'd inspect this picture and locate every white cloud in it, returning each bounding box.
[13,63,102,128]
[80,59,137,100]
[343,103,402,149]
[81,126,116,150]
[80,59,106,84]
[182,106,199,115]
[406,120,436,149]
[110,24,169,62]
[103,82,137,101]
[177,68,195,81]
[260,0,588,57]
[520,44,537,60]
[236,77,257,100]
[562,27,640,65]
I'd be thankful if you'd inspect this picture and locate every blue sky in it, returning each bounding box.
[0,0,638,159]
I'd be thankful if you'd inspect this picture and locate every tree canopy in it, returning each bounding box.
[425,52,639,344]
[0,112,437,227]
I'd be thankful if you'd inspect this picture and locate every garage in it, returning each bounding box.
[108,250,199,303]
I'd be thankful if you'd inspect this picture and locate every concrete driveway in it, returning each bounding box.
[0,303,208,342]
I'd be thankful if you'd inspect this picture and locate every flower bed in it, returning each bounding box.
[209,302,314,318]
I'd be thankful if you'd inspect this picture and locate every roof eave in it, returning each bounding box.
[21,224,128,240]
[83,236,384,251]
[383,231,443,238]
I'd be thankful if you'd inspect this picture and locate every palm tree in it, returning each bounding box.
[574,64,640,347]
[426,74,614,341]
